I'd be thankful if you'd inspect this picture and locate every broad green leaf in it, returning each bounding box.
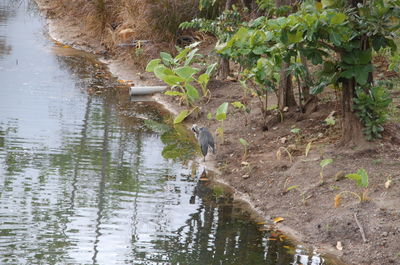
[185,84,199,101]
[198,73,210,87]
[216,102,229,121]
[146,59,161,72]
[165,91,184,96]
[239,138,249,146]
[330,32,341,46]
[175,47,190,61]
[175,66,199,80]
[154,65,174,80]
[185,48,200,66]
[205,63,217,76]
[287,30,303,44]
[160,52,173,66]
[290,128,300,134]
[173,110,190,124]
[345,173,362,185]
[231,101,245,109]
[321,0,335,8]
[163,75,185,86]
[357,168,369,188]
[331,13,346,25]
[320,158,333,168]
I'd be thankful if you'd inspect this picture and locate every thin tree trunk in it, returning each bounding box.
[278,62,297,109]
[276,0,297,110]
[339,78,366,146]
[218,57,230,80]
[217,0,232,80]
[300,54,311,100]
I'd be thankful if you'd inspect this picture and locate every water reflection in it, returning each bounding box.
[0,0,330,264]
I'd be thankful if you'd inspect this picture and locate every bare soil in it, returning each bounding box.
[35,1,400,264]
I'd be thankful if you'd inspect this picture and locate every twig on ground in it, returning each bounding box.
[354,213,367,243]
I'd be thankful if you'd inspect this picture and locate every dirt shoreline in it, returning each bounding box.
[34,1,400,264]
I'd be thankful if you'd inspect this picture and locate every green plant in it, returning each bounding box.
[319,158,333,183]
[239,138,249,159]
[180,6,242,43]
[353,84,392,140]
[146,42,216,123]
[217,0,400,143]
[215,102,229,143]
[231,101,250,125]
[335,168,370,207]
[325,116,336,126]
[290,127,300,134]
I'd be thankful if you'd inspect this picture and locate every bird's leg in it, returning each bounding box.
[203,156,205,162]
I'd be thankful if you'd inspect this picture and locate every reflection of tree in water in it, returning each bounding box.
[0,1,16,59]
[132,180,324,265]
[133,183,293,265]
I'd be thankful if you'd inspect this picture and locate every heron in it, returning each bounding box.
[191,124,215,162]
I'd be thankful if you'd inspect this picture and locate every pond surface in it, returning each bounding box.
[0,1,331,264]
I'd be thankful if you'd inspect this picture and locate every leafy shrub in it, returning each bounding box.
[353,85,392,140]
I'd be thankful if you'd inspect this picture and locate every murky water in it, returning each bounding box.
[0,1,332,264]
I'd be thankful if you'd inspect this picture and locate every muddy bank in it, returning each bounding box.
[34,1,400,264]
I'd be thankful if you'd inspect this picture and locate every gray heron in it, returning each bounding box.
[191,124,215,162]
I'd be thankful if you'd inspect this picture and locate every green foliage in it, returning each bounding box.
[389,52,400,72]
[325,116,336,126]
[320,158,333,168]
[216,102,229,121]
[319,158,333,183]
[214,102,229,142]
[346,168,369,188]
[213,0,399,138]
[353,85,392,140]
[174,110,190,124]
[146,43,216,123]
[180,7,243,42]
[290,128,300,134]
[239,138,249,158]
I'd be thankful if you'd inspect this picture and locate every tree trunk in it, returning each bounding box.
[217,0,233,80]
[225,0,233,9]
[339,77,367,146]
[278,62,297,109]
[300,54,311,101]
[218,57,230,80]
[276,0,297,110]
[338,0,371,146]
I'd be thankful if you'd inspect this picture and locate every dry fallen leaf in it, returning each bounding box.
[256,222,266,225]
[276,149,282,160]
[273,217,284,223]
[334,194,342,208]
[268,237,277,241]
[199,178,209,181]
[336,241,343,251]
[385,179,392,189]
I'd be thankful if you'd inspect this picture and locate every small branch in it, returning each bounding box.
[318,41,342,53]
[354,213,367,243]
